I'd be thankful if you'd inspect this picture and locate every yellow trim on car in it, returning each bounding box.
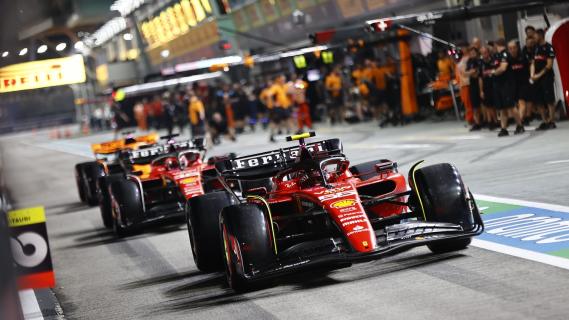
[411,160,427,221]
[247,195,278,254]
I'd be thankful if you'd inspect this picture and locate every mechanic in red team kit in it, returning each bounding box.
[531,29,557,131]
[491,38,524,137]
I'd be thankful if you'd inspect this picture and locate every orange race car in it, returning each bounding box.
[74,132,159,206]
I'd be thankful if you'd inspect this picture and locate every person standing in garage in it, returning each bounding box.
[531,29,557,130]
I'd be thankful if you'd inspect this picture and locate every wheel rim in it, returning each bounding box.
[222,224,234,286]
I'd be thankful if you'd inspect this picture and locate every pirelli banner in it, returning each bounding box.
[8,207,55,290]
[0,54,86,93]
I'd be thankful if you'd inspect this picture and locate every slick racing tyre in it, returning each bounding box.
[98,175,124,229]
[110,180,143,237]
[410,163,475,253]
[75,163,88,203]
[186,191,236,272]
[220,204,275,292]
[79,162,105,206]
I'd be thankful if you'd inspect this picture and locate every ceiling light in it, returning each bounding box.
[1,51,8,58]
[19,48,28,56]
[74,41,84,50]
[160,49,170,58]
[37,45,48,54]
[123,33,133,41]
[55,43,67,51]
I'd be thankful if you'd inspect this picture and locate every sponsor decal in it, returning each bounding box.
[231,143,324,169]
[318,190,358,201]
[331,199,356,209]
[339,206,358,213]
[130,140,194,159]
[284,181,297,189]
[346,226,369,237]
[180,176,198,184]
[313,186,352,195]
[341,219,367,227]
[339,214,366,222]
[338,211,362,219]
[8,206,55,290]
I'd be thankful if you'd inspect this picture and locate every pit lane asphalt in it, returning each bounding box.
[2,120,569,320]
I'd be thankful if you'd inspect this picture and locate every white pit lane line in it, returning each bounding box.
[473,194,569,271]
[545,159,569,165]
[19,289,44,320]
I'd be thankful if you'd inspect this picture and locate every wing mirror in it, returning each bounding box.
[246,187,268,196]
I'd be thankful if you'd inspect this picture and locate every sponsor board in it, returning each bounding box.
[8,206,55,290]
[474,195,569,270]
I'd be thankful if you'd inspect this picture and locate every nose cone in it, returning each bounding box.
[323,197,376,253]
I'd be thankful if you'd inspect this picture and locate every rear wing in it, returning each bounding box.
[215,139,343,179]
[91,133,159,154]
[123,138,206,164]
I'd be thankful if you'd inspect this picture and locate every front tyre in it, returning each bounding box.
[186,191,236,272]
[409,163,476,253]
[220,204,275,292]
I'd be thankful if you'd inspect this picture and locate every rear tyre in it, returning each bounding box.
[220,204,275,292]
[75,163,88,203]
[410,163,475,253]
[110,180,143,237]
[98,175,124,229]
[186,191,236,272]
[82,162,105,206]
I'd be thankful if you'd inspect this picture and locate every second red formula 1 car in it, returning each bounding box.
[187,132,484,291]
[103,136,220,236]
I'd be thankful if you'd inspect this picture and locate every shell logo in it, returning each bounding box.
[331,199,356,209]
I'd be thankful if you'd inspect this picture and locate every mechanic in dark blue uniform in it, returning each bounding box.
[531,29,556,130]
[479,46,498,131]
[507,40,531,129]
[491,38,524,137]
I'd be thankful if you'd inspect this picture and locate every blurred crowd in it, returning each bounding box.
[99,25,558,143]
[105,54,402,144]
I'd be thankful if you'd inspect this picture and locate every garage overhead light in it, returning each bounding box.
[160,49,170,58]
[123,33,133,41]
[37,45,48,54]
[1,51,8,58]
[19,48,28,56]
[55,43,67,51]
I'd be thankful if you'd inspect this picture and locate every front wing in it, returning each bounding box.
[243,213,484,282]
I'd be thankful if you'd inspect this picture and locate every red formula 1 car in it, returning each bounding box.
[103,137,220,236]
[187,132,483,291]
